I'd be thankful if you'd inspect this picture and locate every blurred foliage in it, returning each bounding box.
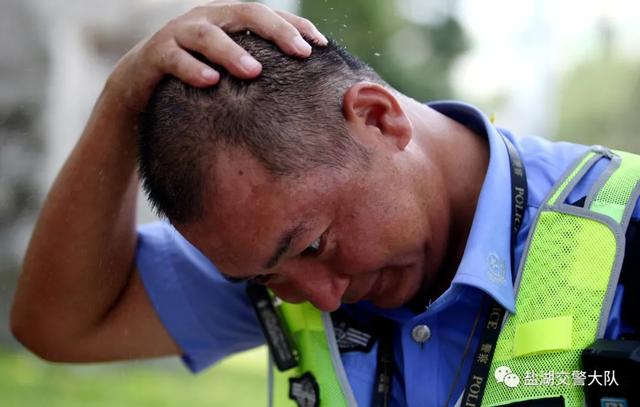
[555,54,640,152]
[0,347,267,407]
[301,0,468,101]
[0,0,48,343]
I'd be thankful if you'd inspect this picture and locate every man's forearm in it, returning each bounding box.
[10,1,326,362]
[11,84,140,357]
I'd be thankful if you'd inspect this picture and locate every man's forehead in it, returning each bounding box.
[187,149,319,264]
[210,145,352,212]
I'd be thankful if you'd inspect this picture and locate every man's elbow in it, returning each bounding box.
[10,306,72,363]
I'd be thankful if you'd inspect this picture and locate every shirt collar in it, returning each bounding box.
[427,101,516,313]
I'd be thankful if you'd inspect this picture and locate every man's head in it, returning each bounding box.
[139,33,380,224]
[139,33,453,311]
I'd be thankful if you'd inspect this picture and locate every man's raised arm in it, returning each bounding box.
[10,1,326,363]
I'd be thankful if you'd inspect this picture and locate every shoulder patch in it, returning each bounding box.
[332,310,376,353]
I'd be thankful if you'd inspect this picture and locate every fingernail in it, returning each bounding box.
[240,55,261,72]
[315,30,328,45]
[293,36,312,55]
[202,68,218,80]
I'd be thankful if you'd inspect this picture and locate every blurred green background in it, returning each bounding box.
[2,0,640,405]
[0,347,267,406]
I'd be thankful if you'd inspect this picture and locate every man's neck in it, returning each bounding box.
[405,99,490,305]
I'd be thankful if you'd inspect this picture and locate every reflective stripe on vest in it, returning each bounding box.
[270,302,356,407]
[483,148,640,406]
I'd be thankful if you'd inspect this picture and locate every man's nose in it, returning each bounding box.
[282,263,350,312]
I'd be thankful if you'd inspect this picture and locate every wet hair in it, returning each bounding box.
[138,32,385,223]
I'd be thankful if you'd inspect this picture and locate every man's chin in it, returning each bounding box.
[368,275,426,309]
[369,294,412,309]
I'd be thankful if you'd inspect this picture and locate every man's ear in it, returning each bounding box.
[343,82,413,151]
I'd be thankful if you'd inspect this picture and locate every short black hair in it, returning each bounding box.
[138,32,385,223]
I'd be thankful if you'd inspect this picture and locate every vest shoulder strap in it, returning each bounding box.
[271,302,355,407]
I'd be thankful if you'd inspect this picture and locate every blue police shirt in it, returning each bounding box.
[136,101,640,406]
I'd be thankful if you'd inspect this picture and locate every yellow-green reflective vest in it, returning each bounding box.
[270,147,640,407]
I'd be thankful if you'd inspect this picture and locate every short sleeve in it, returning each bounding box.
[136,221,264,373]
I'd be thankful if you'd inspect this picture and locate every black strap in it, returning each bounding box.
[620,220,640,338]
[246,283,299,371]
[459,135,528,405]
[372,319,395,407]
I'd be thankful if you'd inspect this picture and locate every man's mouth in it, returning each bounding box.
[342,271,385,304]
[362,271,384,301]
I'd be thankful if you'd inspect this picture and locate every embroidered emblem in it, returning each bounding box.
[331,310,375,353]
[289,372,320,407]
[487,252,506,284]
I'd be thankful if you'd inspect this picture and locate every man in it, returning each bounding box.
[11,2,639,406]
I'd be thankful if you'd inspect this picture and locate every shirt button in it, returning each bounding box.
[411,324,431,344]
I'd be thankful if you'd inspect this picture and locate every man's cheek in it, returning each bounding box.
[267,284,306,304]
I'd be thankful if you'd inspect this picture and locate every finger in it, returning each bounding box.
[175,22,262,79]
[274,10,327,46]
[210,2,313,57]
[156,44,220,87]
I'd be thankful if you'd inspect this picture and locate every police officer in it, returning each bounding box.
[12,2,639,406]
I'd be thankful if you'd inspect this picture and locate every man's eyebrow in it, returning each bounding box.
[263,222,308,269]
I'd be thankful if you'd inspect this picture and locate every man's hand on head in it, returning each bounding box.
[108,1,328,112]
[11,2,327,364]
